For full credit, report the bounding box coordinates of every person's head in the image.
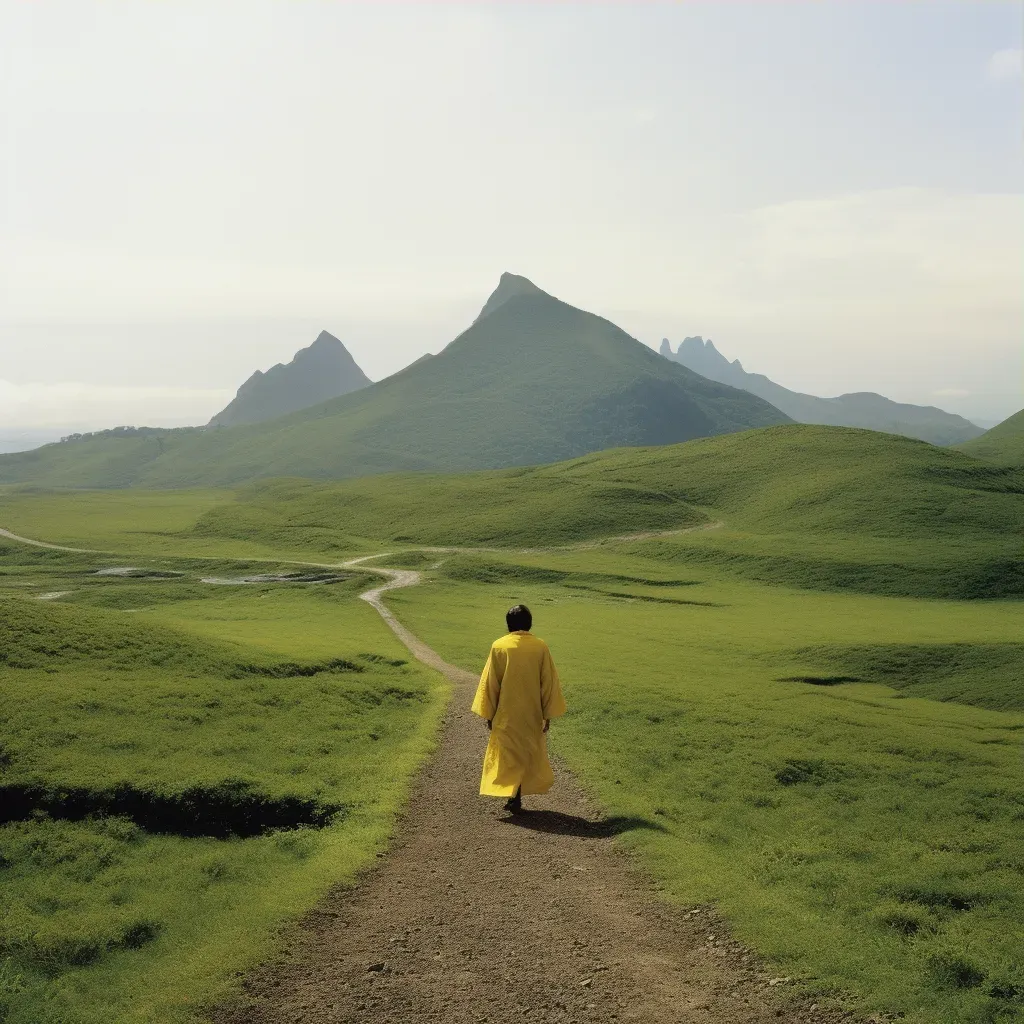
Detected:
[506,604,532,633]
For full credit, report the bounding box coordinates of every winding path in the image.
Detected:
[209,554,843,1024]
[3,527,845,1023]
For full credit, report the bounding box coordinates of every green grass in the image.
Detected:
[190,473,709,550]
[0,283,785,490]
[3,425,1021,601]
[390,561,1024,1022]
[1,421,1022,1022]
[798,643,1024,711]
[0,488,377,561]
[0,551,447,1024]
[957,409,1024,467]
[188,426,1023,599]
[0,488,230,548]
[614,528,1024,600]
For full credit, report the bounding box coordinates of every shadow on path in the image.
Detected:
[500,809,667,839]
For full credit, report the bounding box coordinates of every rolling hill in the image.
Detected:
[208,330,371,427]
[182,423,1023,599]
[0,274,787,488]
[956,408,1024,466]
[190,423,1023,546]
[660,336,983,446]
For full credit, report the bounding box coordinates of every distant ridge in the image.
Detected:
[209,331,371,427]
[0,274,788,488]
[660,337,983,447]
[956,408,1024,466]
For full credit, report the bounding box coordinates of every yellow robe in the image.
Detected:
[471,631,567,797]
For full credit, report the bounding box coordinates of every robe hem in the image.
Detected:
[479,780,554,798]
[480,788,553,798]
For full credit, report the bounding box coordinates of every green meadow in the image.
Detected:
[958,410,1024,468]
[1,424,1022,1022]
[0,549,447,1024]
[0,489,378,561]
[390,556,1024,1022]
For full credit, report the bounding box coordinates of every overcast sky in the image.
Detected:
[1,1,1021,437]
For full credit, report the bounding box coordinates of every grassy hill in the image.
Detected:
[662,337,983,446]
[0,275,787,488]
[2,423,1022,1022]
[2,424,1018,601]
[0,549,445,1024]
[393,562,1024,1022]
[187,423,1021,538]
[2,425,1019,600]
[956,408,1024,466]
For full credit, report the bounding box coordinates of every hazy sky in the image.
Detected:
[1,1,1021,435]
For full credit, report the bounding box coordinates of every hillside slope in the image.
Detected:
[0,275,787,488]
[192,423,1022,546]
[0,426,1019,601]
[185,424,1023,600]
[209,331,371,427]
[956,408,1024,466]
[661,337,982,446]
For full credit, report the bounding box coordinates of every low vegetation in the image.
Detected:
[0,554,446,1024]
[184,425,1024,600]
[957,409,1024,468]
[8,423,1019,600]
[1,421,1021,1022]
[391,557,1024,1023]
[191,427,1024,599]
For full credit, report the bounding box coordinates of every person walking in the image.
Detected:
[472,604,567,813]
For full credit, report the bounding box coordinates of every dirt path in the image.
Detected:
[0,527,95,552]
[212,557,848,1024]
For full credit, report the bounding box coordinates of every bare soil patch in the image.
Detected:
[94,566,186,578]
[200,572,352,585]
[0,781,343,838]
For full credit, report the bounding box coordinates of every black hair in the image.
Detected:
[506,604,532,633]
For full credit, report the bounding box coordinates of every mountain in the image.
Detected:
[660,337,983,447]
[956,408,1024,466]
[208,331,371,427]
[0,274,788,488]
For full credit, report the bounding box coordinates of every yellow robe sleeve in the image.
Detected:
[472,645,506,720]
[540,645,567,720]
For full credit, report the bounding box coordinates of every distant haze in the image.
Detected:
[1,2,1021,437]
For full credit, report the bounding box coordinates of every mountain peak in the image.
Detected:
[662,334,985,446]
[474,272,549,323]
[208,331,371,427]
[310,329,343,349]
